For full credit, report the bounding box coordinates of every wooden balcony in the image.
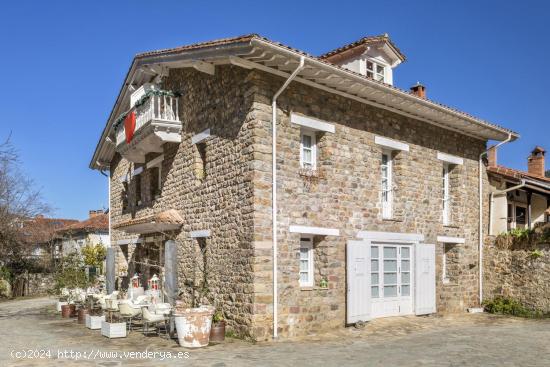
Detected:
[114,91,181,163]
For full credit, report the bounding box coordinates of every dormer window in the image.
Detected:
[366,60,385,82]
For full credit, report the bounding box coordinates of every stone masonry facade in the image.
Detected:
[109,65,492,340]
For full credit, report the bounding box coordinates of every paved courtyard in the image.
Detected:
[1,297,549,366]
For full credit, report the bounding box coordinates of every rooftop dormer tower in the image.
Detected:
[319,34,405,85]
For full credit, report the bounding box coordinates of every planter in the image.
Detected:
[56,301,68,312]
[209,321,226,343]
[101,321,127,338]
[77,308,90,324]
[174,305,215,348]
[69,304,77,317]
[86,314,106,329]
[61,304,75,318]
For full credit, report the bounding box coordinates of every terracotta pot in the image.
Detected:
[61,304,72,318]
[70,304,77,317]
[77,308,89,324]
[174,305,215,348]
[209,321,225,343]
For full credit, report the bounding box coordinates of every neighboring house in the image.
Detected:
[55,210,110,256]
[89,34,519,339]
[488,146,550,234]
[21,215,78,265]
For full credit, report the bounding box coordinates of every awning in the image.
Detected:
[113,209,183,234]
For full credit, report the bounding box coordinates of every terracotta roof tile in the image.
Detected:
[319,34,406,61]
[487,165,550,183]
[113,209,183,230]
[57,213,108,234]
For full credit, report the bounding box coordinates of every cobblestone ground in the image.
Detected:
[1,297,550,366]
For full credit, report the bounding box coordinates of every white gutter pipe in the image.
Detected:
[272,56,304,339]
[489,180,526,235]
[478,133,512,305]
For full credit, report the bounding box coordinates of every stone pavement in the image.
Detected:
[1,297,550,366]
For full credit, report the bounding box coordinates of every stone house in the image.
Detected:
[90,34,519,339]
[55,210,110,257]
[487,146,550,234]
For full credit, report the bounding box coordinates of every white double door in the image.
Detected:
[370,244,413,318]
[347,240,435,324]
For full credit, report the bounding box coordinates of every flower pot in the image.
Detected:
[101,321,127,338]
[56,301,68,312]
[69,304,77,317]
[61,304,72,318]
[174,305,215,348]
[77,308,89,324]
[209,321,226,343]
[85,314,105,329]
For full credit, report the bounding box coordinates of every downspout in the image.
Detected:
[272,56,305,339]
[478,133,512,306]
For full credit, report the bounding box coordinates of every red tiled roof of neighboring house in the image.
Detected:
[487,165,550,184]
[22,217,79,244]
[56,213,108,234]
[319,34,406,61]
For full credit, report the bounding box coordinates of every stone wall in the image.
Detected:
[110,66,258,337]
[27,273,54,296]
[484,237,550,312]
[247,70,488,339]
[109,64,492,340]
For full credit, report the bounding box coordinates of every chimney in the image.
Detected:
[488,145,497,167]
[410,82,426,99]
[89,210,103,218]
[527,146,546,177]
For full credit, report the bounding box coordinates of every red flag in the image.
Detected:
[124,112,136,144]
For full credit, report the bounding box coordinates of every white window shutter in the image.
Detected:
[415,243,436,315]
[346,240,371,323]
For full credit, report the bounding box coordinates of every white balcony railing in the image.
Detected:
[115,93,180,146]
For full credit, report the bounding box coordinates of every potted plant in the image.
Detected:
[209,310,226,343]
[101,313,127,338]
[85,296,105,330]
[174,303,215,348]
[50,253,89,318]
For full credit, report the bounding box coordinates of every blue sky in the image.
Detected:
[1,0,549,219]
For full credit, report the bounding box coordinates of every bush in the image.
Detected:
[49,253,89,299]
[483,296,548,318]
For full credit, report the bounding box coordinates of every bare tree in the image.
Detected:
[0,135,50,274]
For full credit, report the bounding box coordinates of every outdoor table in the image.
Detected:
[105,308,118,323]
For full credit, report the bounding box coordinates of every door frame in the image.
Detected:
[347,231,425,322]
[370,242,414,318]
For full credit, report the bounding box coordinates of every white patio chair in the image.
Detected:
[119,302,142,331]
[141,306,167,336]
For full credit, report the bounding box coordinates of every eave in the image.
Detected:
[90,35,519,170]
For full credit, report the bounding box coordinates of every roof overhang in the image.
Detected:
[90,35,519,170]
[112,209,183,234]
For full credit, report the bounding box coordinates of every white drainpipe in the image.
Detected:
[272,56,305,339]
[478,133,512,305]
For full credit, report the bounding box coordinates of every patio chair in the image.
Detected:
[141,306,168,337]
[119,302,142,331]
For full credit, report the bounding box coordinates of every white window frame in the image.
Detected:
[299,237,314,287]
[442,164,451,225]
[381,151,393,219]
[366,59,386,82]
[300,129,317,170]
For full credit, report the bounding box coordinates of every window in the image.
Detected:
[299,237,314,287]
[134,173,142,206]
[381,152,393,219]
[195,143,207,181]
[300,130,316,169]
[366,60,385,82]
[122,181,129,211]
[442,164,451,225]
[149,166,161,200]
